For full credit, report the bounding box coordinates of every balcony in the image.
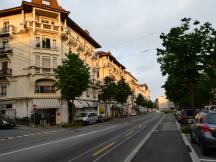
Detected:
[68,36,78,47]
[0,47,13,57]
[31,66,57,75]
[90,79,102,87]
[26,21,59,33]
[77,42,85,52]
[0,68,12,78]
[85,47,92,56]
[0,26,15,37]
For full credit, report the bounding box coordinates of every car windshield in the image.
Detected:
[206,113,216,124]
[80,113,88,117]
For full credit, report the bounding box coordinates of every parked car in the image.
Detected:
[97,115,105,123]
[178,109,199,125]
[190,111,216,155]
[0,114,16,129]
[77,112,98,125]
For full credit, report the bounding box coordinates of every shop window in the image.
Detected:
[42,37,51,49]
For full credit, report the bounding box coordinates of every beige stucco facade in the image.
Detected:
[97,51,151,116]
[0,0,101,125]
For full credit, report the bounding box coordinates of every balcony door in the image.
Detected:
[2,62,8,74]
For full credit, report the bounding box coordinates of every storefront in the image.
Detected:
[32,98,61,126]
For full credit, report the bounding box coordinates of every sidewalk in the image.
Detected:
[132,114,193,162]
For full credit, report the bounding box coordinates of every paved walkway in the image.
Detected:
[132,114,192,162]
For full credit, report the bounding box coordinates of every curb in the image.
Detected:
[176,121,200,162]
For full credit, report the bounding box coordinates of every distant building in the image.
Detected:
[155,96,174,110]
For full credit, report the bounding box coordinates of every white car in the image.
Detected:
[77,112,98,125]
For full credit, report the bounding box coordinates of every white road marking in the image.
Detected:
[176,121,200,162]
[16,136,23,138]
[8,137,14,140]
[0,126,117,158]
[124,115,165,162]
[200,159,216,162]
[0,139,5,141]
[23,135,29,137]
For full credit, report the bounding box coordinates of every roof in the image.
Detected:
[67,18,101,48]
[97,51,126,69]
[0,0,101,48]
[31,0,64,11]
[125,70,138,81]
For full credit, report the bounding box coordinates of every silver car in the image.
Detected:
[190,111,216,155]
[77,112,98,125]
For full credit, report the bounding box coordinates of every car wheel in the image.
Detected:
[190,133,196,144]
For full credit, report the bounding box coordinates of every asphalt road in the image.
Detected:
[0,112,191,162]
[132,114,192,162]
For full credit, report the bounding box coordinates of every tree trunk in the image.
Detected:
[68,100,75,123]
[189,81,195,108]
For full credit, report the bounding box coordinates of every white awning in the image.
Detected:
[74,100,83,108]
[33,99,60,109]
[87,101,99,108]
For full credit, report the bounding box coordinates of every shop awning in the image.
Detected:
[33,99,60,109]
[87,101,99,108]
[74,100,83,108]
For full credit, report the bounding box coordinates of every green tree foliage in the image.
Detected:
[114,78,133,104]
[56,53,90,121]
[157,18,216,108]
[99,76,117,102]
[135,94,145,107]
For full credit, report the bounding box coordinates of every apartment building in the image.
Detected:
[0,0,101,125]
[155,96,174,110]
[97,51,151,116]
[138,84,150,100]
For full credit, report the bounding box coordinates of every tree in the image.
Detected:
[114,78,133,104]
[56,53,90,122]
[99,76,117,117]
[135,94,145,107]
[157,18,216,108]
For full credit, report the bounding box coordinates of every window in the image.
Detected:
[35,36,41,48]
[52,39,57,49]
[2,40,9,48]
[41,19,49,24]
[3,21,9,32]
[53,57,57,69]
[35,55,40,73]
[35,80,56,93]
[42,57,51,73]
[35,85,55,93]
[0,86,7,96]
[42,0,51,6]
[42,37,51,49]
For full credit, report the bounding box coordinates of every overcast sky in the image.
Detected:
[1,0,216,100]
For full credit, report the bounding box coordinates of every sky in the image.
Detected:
[1,0,216,100]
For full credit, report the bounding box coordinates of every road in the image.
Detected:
[0,112,192,162]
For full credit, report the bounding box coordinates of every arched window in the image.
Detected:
[35,79,56,93]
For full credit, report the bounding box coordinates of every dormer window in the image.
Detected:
[42,0,51,6]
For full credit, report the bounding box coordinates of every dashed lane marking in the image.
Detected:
[0,131,58,141]
[200,159,216,162]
